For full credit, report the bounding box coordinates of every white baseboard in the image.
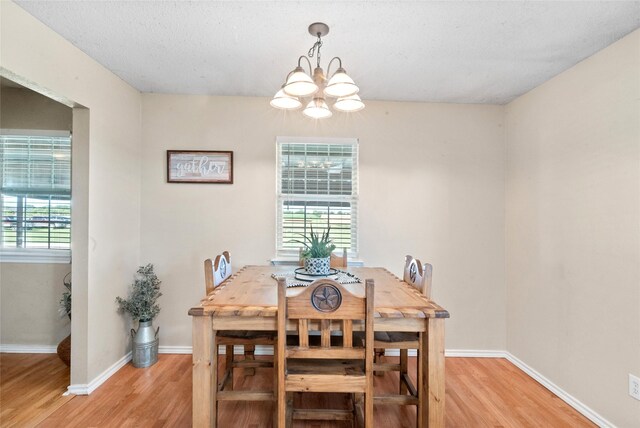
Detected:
[503,352,614,428]
[0,344,57,353]
[445,349,507,358]
[158,346,193,354]
[66,351,131,396]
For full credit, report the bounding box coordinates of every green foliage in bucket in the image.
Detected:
[59,272,72,319]
[116,264,162,322]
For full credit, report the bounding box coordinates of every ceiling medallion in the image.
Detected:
[271,22,364,119]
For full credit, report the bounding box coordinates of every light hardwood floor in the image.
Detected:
[0,353,72,428]
[1,353,595,427]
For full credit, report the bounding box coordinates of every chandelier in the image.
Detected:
[271,22,364,119]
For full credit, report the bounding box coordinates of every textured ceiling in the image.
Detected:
[14,1,640,104]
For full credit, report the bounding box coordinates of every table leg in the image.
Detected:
[192,315,216,428]
[420,317,445,427]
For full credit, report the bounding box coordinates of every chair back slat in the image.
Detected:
[403,255,433,298]
[343,320,353,348]
[298,319,309,347]
[320,319,331,347]
[204,259,215,295]
[204,251,232,295]
[330,248,348,268]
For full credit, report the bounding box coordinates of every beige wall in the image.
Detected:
[0,87,73,348]
[0,263,71,346]
[1,86,72,130]
[505,29,640,426]
[140,95,507,351]
[1,1,142,386]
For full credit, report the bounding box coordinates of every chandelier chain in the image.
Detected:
[308,36,323,68]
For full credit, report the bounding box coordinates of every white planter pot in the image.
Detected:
[304,257,331,275]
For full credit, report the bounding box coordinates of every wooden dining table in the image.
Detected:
[188,265,450,428]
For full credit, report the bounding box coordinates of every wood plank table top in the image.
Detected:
[188,265,449,320]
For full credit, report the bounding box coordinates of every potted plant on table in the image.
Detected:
[116,264,162,368]
[295,226,336,276]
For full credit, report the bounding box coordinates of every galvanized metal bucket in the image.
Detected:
[131,320,159,368]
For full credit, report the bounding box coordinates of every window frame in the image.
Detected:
[0,129,72,264]
[275,136,359,260]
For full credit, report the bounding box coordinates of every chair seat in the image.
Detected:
[373,331,419,343]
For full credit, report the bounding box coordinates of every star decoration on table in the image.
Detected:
[311,284,342,312]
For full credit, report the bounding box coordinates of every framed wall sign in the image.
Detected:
[167,150,233,184]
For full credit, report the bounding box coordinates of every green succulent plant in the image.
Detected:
[293,225,336,259]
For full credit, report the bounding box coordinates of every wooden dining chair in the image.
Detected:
[372,255,432,414]
[204,252,275,390]
[276,277,374,428]
[298,248,348,268]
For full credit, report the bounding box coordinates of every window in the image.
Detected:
[1,130,71,262]
[276,137,358,258]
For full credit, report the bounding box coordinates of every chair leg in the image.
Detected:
[364,391,373,428]
[351,393,356,428]
[400,348,408,395]
[286,392,293,428]
[374,348,385,376]
[224,345,234,390]
[244,344,256,376]
[272,348,278,428]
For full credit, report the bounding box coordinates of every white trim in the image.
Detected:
[445,349,508,358]
[0,248,71,264]
[504,352,615,428]
[0,344,57,353]
[270,258,365,267]
[276,136,358,146]
[66,351,132,396]
[0,129,70,137]
[158,346,193,354]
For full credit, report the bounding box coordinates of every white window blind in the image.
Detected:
[276,138,358,258]
[1,130,71,251]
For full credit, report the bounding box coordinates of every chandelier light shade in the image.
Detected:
[334,94,365,112]
[270,86,302,110]
[283,66,318,97]
[271,22,364,119]
[303,98,333,119]
[324,67,359,98]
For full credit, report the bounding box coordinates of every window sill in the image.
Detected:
[270,257,364,267]
[0,248,71,264]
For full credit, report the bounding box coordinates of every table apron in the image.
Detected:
[210,316,427,332]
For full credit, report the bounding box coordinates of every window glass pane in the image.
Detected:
[281,200,354,252]
[1,132,71,250]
